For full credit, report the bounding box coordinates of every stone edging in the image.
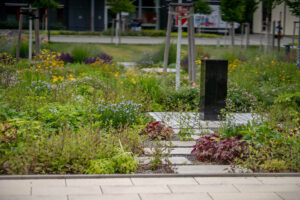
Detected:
[0,173,299,180]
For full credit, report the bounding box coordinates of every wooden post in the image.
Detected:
[34,9,40,55]
[292,21,296,46]
[163,6,173,73]
[241,23,244,47]
[272,21,275,50]
[111,19,115,43]
[277,21,281,52]
[246,23,250,48]
[16,14,23,62]
[189,6,196,84]
[188,7,193,84]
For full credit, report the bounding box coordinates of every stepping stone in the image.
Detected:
[159,141,195,147]
[173,129,214,135]
[144,148,193,155]
[138,156,192,165]
[141,68,181,73]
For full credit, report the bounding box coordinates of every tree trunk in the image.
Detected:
[115,13,120,45]
[297,15,300,70]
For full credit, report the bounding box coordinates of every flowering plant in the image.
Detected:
[94,101,142,128]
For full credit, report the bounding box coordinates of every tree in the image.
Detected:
[285,0,300,69]
[23,0,58,9]
[194,0,211,15]
[241,0,258,23]
[194,0,211,33]
[220,0,245,46]
[107,0,136,44]
[284,0,300,16]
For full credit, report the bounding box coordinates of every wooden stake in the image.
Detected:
[163,6,173,73]
[34,10,40,55]
[16,14,23,62]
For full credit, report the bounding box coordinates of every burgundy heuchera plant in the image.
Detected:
[140,121,174,140]
[191,134,248,164]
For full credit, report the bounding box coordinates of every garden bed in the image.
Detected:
[0,37,299,174]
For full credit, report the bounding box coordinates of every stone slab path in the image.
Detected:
[0,177,299,200]
[148,112,256,129]
[141,112,259,174]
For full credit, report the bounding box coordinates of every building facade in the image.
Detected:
[1,0,222,31]
[252,2,299,36]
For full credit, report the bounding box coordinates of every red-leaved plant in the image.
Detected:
[140,121,174,140]
[191,134,248,164]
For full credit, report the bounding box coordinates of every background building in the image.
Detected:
[1,0,223,32]
[252,1,299,36]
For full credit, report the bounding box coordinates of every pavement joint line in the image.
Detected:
[65,179,68,186]
[30,186,32,196]
[99,185,104,195]
[130,178,135,186]
[274,192,285,200]
[138,193,142,200]
[207,192,214,200]
[232,184,241,193]
[255,177,264,184]
[66,194,70,200]
[166,184,173,193]
[1,173,300,179]
[193,177,200,185]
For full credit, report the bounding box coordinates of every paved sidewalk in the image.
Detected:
[0,177,299,200]
[50,34,293,47]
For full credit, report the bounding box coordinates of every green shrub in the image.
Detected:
[71,46,91,63]
[37,103,85,131]
[85,159,116,174]
[11,40,29,58]
[161,87,199,111]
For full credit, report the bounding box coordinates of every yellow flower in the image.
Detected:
[58,76,64,81]
[196,60,202,65]
[52,76,58,83]
[131,78,136,84]
[120,81,124,84]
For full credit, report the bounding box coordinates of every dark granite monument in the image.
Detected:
[200,59,228,120]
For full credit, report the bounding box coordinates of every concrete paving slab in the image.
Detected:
[148,112,257,129]
[69,194,140,200]
[160,141,195,147]
[101,185,171,194]
[169,184,239,193]
[235,184,300,193]
[195,177,262,184]
[131,177,198,185]
[209,192,282,200]
[276,192,300,200]
[31,179,66,186]
[0,186,31,195]
[32,186,101,195]
[0,180,31,187]
[141,68,181,73]
[0,196,67,200]
[66,178,132,186]
[140,193,211,200]
[144,148,193,155]
[256,177,300,184]
[175,165,232,174]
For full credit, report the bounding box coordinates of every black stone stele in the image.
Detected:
[200,59,228,121]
